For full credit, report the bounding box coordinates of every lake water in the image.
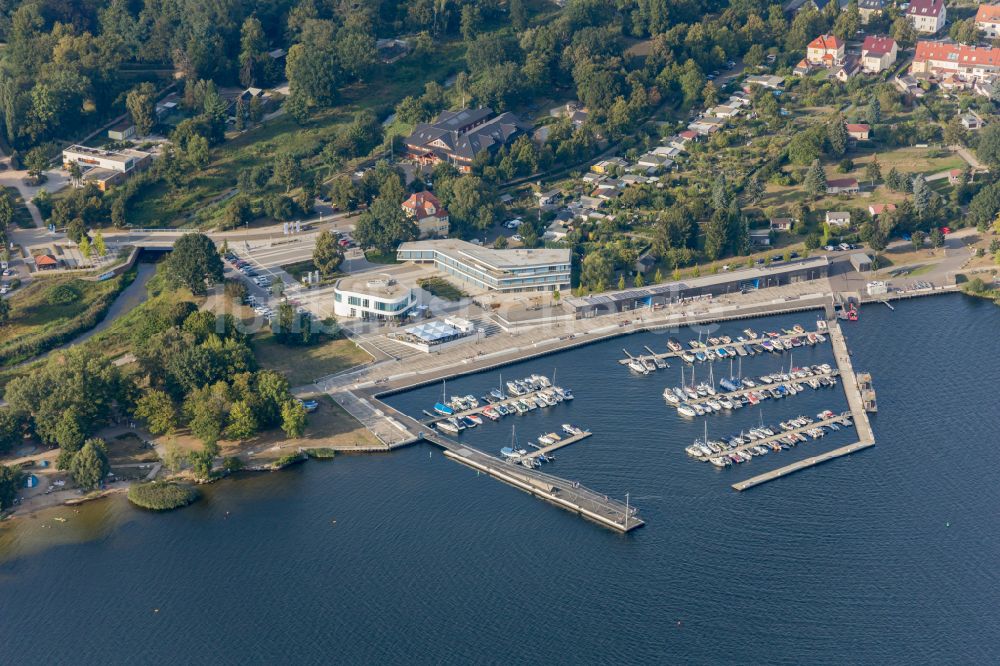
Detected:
[2,293,998,664]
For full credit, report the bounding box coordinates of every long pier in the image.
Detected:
[378,404,642,532]
[732,439,875,490]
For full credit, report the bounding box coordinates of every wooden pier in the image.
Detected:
[523,430,592,460]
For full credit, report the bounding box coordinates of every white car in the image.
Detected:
[511,234,523,242]
[838,243,851,251]
[824,245,836,252]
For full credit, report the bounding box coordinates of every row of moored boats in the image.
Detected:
[686,410,853,467]
[665,364,838,417]
[432,374,574,434]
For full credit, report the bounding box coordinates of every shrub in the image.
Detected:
[305,448,336,459]
[271,452,307,469]
[46,283,80,305]
[127,481,199,510]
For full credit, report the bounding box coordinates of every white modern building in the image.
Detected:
[396,239,571,293]
[333,274,417,320]
[62,144,152,191]
[907,0,946,34]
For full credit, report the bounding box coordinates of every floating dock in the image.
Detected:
[692,411,854,464]
[421,385,566,425]
[522,430,592,460]
[674,368,840,407]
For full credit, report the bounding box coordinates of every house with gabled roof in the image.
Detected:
[807,34,845,67]
[861,36,898,73]
[907,0,947,34]
[405,108,531,173]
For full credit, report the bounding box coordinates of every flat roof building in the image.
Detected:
[563,256,830,317]
[333,274,417,320]
[63,145,152,191]
[397,239,571,293]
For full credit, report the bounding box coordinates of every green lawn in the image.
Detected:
[0,272,132,367]
[252,333,372,385]
[4,187,35,228]
[417,276,466,301]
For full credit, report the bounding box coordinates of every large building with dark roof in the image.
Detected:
[405,108,531,172]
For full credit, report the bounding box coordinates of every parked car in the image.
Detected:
[297,398,320,413]
[1,268,15,277]
[511,234,523,242]
[838,243,851,251]
[824,245,836,252]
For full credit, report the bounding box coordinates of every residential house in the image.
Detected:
[591,157,628,174]
[846,123,871,140]
[858,0,885,24]
[709,104,740,118]
[907,0,947,34]
[948,168,964,184]
[688,117,725,135]
[405,108,530,173]
[581,172,605,185]
[635,254,657,274]
[974,79,999,99]
[535,190,562,207]
[825,211,852,227]
[743,75,785,90]
[401,191,450,239]
[107,119,136,141]
[960,111,984,130]
[550,101,589,127]
[895,74,927,98]
[543,220,570,242]
[637,153,672,169]
[806,34,845,67]
[976,4,1000,40]
[749,229,772,246]
[826,178,860,195]
[651,145,680,158]
[868,203,896,217]
[835,56,861,82]
[794,59,813,77]
[911,41,1000,80]
[769,217,795,232]
[861,36,898,73]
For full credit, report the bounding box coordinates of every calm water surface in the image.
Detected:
[1,294,998,664]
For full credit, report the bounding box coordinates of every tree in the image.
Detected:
[239,17,266,87]
[186,134,210,170]
[0,299,9,327]
[510,0,528,29]
[273,153,303,192]
[93,230,106,258]
[912,174,931,217]
[68,161,83,187]
[866,97,881,125]
[634,273,644,288]
[442,175,496,232]
[188,444,217,480]
[353,196,418,255]
[804,159,827,198]
[702,81,718,108]
[126,82,156,136]
[226,400,258,440]
[711,174,729,210]
[165,233,224,295]
[134,390,178,435]
[580,251,613,291]
[69,439,110,491]
[184,382,230,446]
[745,174,764,204]
[313,230,344,276]
[285,42,340,110]
[865,156,882,187]
[617,274,625,290]
[703,214,728,261]
[886,167,906,192]
[976,124,1000,171]
[0,464,23,510]
[827,115,848,157]
[943,116,968,147]
[78,236,91,260]
[24,147,48,179]
[929,227,945,248]
[329,176,360,210]
[911,230,926,251]
[222,196,252,230]
[281,399,307,439]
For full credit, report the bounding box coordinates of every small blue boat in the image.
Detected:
[434,402,454,416]
[461,416,477,428]
[695,351,706,362]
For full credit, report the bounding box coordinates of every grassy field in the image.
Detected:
[252,333,372,386]
[126,44,466,229]
[3,187,35,228]
[418,276,467,301]
[0,273,132,367]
